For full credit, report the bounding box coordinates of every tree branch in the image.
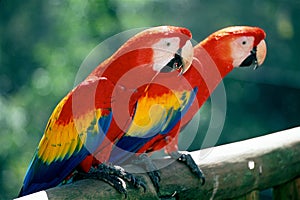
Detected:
[41,127,300,199]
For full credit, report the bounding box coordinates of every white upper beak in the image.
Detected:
[180,40,194,74]
[257,39,267,66]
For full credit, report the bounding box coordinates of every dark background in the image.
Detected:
[1,0,300,198]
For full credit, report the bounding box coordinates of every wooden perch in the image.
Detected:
[22,127,300,199]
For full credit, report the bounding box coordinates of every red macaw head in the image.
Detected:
[91,26,194,85]
[198,26,267,74]
[121,26,194,74]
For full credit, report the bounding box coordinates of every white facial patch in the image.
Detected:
[231,36,255,67]
[152,37,180,72]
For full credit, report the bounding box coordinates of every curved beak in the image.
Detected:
[180,40,194,74]
[160,40,193,74]
[256,39,267,67]
[239,39,267,70]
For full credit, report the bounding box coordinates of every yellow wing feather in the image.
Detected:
[126,90,193,137]
[37,94,104,165]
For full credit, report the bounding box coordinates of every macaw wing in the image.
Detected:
[20,78,114,196]
[109,85,198,164]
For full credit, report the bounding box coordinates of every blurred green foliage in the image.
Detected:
[1,0,300,198]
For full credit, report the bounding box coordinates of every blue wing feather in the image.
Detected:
[19,111,113,197]
[85,111,113,152]
[20,148,89,196]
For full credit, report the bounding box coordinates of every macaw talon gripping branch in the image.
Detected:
[139,154,161,192]
[170,152,205,185]
[130,153,161,192]
[73,163,146,197]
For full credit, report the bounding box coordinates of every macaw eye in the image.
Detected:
[231,36,255,67]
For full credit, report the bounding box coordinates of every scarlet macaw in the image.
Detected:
[18,26,194,197]
[108,26,267,187]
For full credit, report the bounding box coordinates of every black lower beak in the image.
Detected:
[239,47,258,69]
[160,49,183,73]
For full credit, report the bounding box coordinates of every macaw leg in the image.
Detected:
[169,151,205,185]
[73,163,146,197]
[165,134,205,185]
[135,153,161,192]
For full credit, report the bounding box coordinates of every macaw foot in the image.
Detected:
[170,151,205,185]
[73,163,146,197]
[135,153,161,192]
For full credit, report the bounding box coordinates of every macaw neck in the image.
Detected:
[200,42,234,77]
[183,45,234,107]
[177,45,234,127]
